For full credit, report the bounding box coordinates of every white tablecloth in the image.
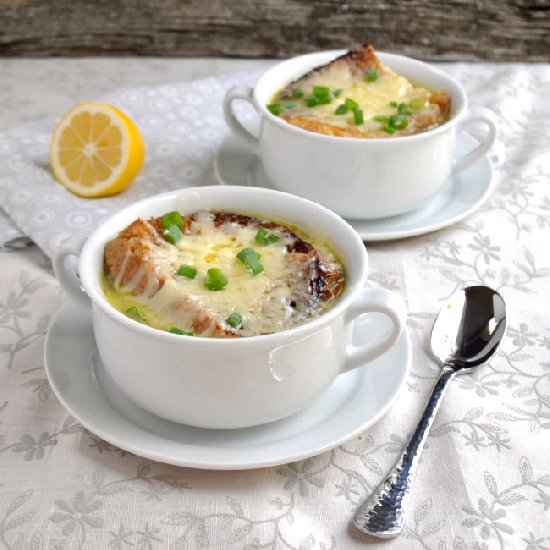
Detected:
[0,58,549,549]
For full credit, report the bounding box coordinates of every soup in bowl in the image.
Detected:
[268,44,451,139]
[53,186,406,428]
[103,209,345,338]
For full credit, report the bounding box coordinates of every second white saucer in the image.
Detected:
[214,118,495,242]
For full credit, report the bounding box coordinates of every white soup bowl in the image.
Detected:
[53,186,406,429]
[223,50,497,219]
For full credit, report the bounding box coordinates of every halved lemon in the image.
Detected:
[50,102,145,198]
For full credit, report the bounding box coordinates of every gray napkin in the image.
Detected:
[0,208,31,251]
[0,71,260,259]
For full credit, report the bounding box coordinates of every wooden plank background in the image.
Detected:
[0,0,548,60]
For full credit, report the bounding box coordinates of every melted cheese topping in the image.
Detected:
[277,65,431,131]
[103,212,344,337]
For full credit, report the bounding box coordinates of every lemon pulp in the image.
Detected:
[50,102,145,198]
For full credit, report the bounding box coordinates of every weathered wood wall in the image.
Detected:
[0,0,548,60]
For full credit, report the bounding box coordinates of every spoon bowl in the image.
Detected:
[430,285,507,369]
[353,285,506,538]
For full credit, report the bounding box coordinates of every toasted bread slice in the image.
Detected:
[104,218,166,297]
[281,44,381,98]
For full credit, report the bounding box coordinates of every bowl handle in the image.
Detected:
[52,236,90,307]
[343,287,407,372]
[222,86,260,154]
[452,106,498,176]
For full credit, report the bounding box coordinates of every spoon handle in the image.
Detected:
[353,367,456,538]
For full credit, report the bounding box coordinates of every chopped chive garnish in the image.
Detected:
[306,96,319,107]
[333,88,343,97]
[344,97,359,110]
[318,93,333,104]
[255,228,280,246]
[236,247,264,275]
[255,228,268,244]
[365,68,379,82]
[374,115,389,123]
[382,125,397,134]
[226,312,243,329]
[169,327,194,336]
[267,103,284,115]
[125,306,144,322]
[409,98,428,110]
[292,88,304,98]
[204,268,228,291]
[313,86,331,98]
[389,101,397,108]
[353,108,364,125]
[389,114,408,130]
[254,227,267,246]
[335,104,348,115]
[162,211,184,230]
[177,264,197,279]
[397,103,412,115]
[163,224,182,245]
[282,102,296,109]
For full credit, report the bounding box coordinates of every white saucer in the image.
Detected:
[44,300,411,470]
[214,118,495,241]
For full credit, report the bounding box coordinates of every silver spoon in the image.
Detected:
[353,285,506,538]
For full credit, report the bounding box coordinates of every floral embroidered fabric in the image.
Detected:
[0,62,549,549]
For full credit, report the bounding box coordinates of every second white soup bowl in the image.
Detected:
[223,50,497,219]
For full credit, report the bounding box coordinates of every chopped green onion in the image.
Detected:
[255,228,268,244]
[204,268,228,291]
[353,108,364,125]
[335,104,348,115]
[266,233,280,244]
[255,228,281,246]
[292,88,304,98]
[282,102,296,109]
[306,96,319,107]
[365,68,379,82]
[317,93,333,104]
[397,103,412,115]
[177,264,197,279]
[389,114,409,130]
[409,98,428,110]
[162,211,184,230]
[389,101,397,108]
[333,88,343,97]
[267,103,284,115]
[125,306,144,322]
[313,86,331,98]
[378,110,409,133]
[344,97,359,110]
[226,312,243,329]
[169,327,194,336]
[163,224,182,245]
[236,247,264,276]
[306,86,333,105]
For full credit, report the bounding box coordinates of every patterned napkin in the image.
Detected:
[0,209,30,251]
[0,71,261,258]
